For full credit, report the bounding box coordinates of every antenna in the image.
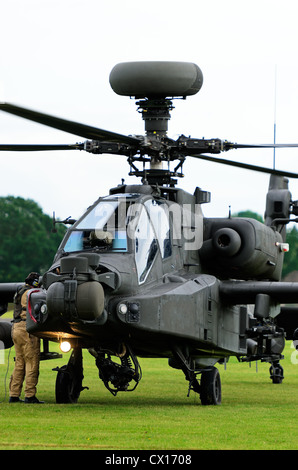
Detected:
[273,65,277,169]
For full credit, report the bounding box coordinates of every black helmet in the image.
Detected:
[25,272,40,287]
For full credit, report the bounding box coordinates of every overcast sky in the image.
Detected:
[1,0,298,222]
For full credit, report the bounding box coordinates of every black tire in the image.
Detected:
[269,363,284,384]
[55,365,80,404]
[200,367,221,405]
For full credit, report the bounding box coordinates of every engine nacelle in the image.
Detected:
[199,217,285,280]
[212,227,242,257]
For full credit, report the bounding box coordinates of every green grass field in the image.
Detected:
[0,337,297,450]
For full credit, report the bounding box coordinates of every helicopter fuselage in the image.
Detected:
[26,182,288,368]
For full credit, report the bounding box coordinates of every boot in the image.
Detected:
[9,396,24,403]
[25,396,45,404]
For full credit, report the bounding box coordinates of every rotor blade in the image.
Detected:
[0,143,84,151]
[226,141,298,150]
[0,103,140,146]
[190,154,298,178]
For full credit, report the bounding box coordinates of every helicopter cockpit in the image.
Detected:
[62,194,134,254]
[59,193,172,284]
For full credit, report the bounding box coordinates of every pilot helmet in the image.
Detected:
[25,272,40,288]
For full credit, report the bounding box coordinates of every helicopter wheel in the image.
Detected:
[269,362,284,384]
[54,347,86,403]
[55,365,81,403]
[200,367,221,405]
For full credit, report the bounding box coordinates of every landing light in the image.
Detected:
[60,341,71,353]
[118,303,128,315]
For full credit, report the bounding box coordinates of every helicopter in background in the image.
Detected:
[0,61,298,405]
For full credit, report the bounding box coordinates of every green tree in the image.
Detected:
[283,225,298,278]
[0,196,66,282]
[232,210,264,223]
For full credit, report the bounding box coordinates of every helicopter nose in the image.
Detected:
[47,280,105,322]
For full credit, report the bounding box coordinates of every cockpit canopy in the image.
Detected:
[60,194,172,283]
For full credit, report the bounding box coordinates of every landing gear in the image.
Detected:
[200,367,222,405]
[269,361,284,384]
[53,343,142,402]
[243,316,286,384]
[53,346,88,403]
[170,347,222,405]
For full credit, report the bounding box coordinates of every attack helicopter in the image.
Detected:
[1,61,298,405]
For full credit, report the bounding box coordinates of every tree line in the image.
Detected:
[0,196,66,282]
[0,198,297,282]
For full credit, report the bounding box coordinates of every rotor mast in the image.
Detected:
[109,61,203,182]
[136,97,174,170]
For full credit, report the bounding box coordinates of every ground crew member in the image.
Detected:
[9,272,44,404]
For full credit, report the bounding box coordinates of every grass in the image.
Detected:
[0,336,297,450]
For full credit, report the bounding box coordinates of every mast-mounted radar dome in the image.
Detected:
[109,61,203,98]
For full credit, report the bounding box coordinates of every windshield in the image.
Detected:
[62,195,138,253]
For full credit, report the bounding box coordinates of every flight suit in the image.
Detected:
[9,285,40,399]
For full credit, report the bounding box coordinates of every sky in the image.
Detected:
[1,0,298,222]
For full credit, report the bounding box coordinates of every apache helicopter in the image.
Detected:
[1,61,298,405]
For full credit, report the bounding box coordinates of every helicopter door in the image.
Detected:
[144,199,172,260]
[134,205,158,284]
